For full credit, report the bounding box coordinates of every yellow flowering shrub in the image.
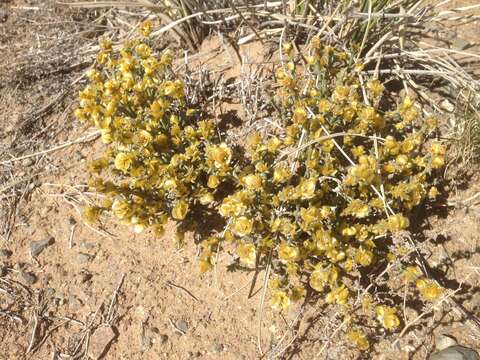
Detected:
[76,28,234,238]
[215,38,445,346]
[76,28,447,352]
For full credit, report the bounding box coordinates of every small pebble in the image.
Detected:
[80,242,97,250]
[436,334,458,351]
[429,345,480,360]
[0,249,12,258]
[68,295,83,309]
[159,334,168,344]
[75,253,93,264]
[175,319,188,334]
[79,272,92,283]
[210,343,224,353]
[20,271,37,285]
[30,236,54,257]
[88,325,116,360]
[22,158,34,167]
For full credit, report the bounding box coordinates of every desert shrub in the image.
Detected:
[75,21,234,241]
[76,24,447,351]
[216,38,445,348]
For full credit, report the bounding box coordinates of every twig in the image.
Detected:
[257,249,273,356]
[0,131,100,166]
[106,273,126,325]
[165,281,199,303]
[26,312,40,354]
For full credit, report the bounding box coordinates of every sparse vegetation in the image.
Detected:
[1,0,480,359]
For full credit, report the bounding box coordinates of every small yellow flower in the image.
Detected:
[267,137,282,153]
[270,291,290,312]
[237,243,256,265]
[273,167,292,183]
[428,186,439,199]
[355,248,374,267]
[309,269,329,291]
[112,199,131,220]
[231,216,253,237]
[298,178,317,199]
[172,200,189,220]
[207,175,220,189]
[387,214,410,232]
[402,266,421,283]
[134,130,153,147]
[83,206,101,224]
[367,79,384,98]
[207,143,232,169]
[139,20,153,36]
[416,279,443,301]
[347,330,369,350]
[114,152,132,171]
[293,107,307,124]
[432,155,445,169]
[325,284,349,305]
[242,174,263,190]
[278,243,299,262]
[198,257,213,274]
[376,306,400,330]
[199,192,214,205]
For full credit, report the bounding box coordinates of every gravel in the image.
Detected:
[175,319,188,334]
[0,249,12,258]
[31,236,54,257]
[20,271,37,285]
[75,253,93,264]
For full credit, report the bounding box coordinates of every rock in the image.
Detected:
[55,292,67,305]
[452,38,471,51]
[440,99,455,113]
[75,253,93,264]
[429,345,480,360]
[68,295,83,309]
[20,271,37,285]
[0,249,12,258]
[80,242,97,250]
[31,237,54,256]
[22,158,34,167]
[444,31,457,41]
[210,343,224,353]
[88,325,116,360]
[68,217,77,226]
[79,272,92,283]
[436,334,458,351]
[175,319,188,334]
[158,334,168,344]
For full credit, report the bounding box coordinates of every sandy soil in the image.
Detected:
[0,1,479,360]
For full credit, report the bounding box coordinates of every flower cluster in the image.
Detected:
[76,23,233,237]
[217,38,445,347]
[76,29,447,352]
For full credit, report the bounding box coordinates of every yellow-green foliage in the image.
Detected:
[76,28,446,351]
[75,22,233,237]
[214,37,445,340]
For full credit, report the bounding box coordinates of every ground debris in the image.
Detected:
[88,325,117,360]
